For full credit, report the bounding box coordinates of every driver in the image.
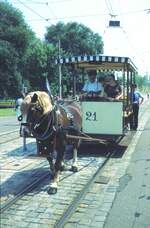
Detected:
[81,70,104,97]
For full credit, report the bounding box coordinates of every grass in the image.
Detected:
[0,108,16,117]
[0,100,15,107]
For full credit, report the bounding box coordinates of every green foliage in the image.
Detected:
[0,1,34,98]
[136,74,150,92]
[45,22,104,56]
[0,100,15,107]
[0,1,33,55]
[0,108,16,117]
[0,3,104,98]
[23,39,58,92]
[0,40,19,97]
[45,22,104,96]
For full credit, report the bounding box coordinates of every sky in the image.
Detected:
[7,0,150,75]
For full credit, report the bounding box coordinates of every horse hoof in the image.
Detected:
[47,187,57,194]
[71,166,78,172]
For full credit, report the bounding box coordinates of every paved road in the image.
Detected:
[0,97,149,228]
[0,116,19,134]
[104,105,150,228]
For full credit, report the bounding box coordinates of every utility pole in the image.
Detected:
[58,40,62,99]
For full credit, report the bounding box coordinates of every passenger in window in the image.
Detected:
[104,74,122,100]
[81,70,104,98]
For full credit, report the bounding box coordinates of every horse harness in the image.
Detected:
[28,104,78,157]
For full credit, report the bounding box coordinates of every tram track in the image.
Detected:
[0,120,125,227]
[54,148,116,228]
[0,155,101,214]
[0,129,20,144]
[0,172,50,213]
[1,144,115,228]
[1,100,149,227]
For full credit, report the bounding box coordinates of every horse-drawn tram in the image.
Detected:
[19,54,137,194]
[56,54,137,142]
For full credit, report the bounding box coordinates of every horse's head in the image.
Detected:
[20,91,53,137]
[27,93,44,124]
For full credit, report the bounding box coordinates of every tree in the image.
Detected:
[0,1,34,98]
[45,22,104,96]
[45,22,104,56]
[24,39,59,94]
[0,2,104,98]
[135,74,150,91]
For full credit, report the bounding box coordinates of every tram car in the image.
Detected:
[56,54,137,142]
[18,55,137,194]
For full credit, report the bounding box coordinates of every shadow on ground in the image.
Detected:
[0,167,51,199]
[1,131,134,200]
[6,142,36,157]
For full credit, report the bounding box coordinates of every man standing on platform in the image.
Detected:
[130,84,144,130]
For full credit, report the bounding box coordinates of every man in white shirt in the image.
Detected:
[82,70,104,97]
[15,93,25,121]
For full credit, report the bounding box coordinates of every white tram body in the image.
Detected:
[56,54,137,141]
[82,101,123,135]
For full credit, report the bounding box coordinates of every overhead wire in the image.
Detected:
[25,13,107,22]
[16,0,49,21]
[105,0,116,17]
[8,0,150,72]
[118,8,150,16]
[46,2,58,19]
[12,0,149,22]
[103,0,149,72]
[11,0,74,4]
[27,9,149,22]
[120,26,148,68]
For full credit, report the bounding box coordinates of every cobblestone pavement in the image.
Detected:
[0,133,106,227]
[0,116,19,133]
[0,137,45,206]
[64,100,150,228]
[0,99,149,228]
[0,130,20,144]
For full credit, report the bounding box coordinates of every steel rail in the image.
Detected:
[0,172,50,214]
[0,129,20,145]
[54,148,116,228]
[0,135,20,145]
[0,158,97,214]
[0,129,19,137]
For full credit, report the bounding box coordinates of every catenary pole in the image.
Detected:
[58,40,62,99]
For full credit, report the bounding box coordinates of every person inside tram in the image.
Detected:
[103,74,122,100]
[81,70,104,99]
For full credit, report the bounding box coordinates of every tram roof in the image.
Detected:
[55,55,138,72]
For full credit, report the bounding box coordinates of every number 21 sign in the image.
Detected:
[85,111,97,121]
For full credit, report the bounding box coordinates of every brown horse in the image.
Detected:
[21,91,82,194]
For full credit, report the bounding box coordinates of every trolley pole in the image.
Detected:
[58,40,62,99]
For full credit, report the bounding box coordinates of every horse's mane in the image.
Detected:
[21,91,53,115]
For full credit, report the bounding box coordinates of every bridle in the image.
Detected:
[28,108,57,141]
